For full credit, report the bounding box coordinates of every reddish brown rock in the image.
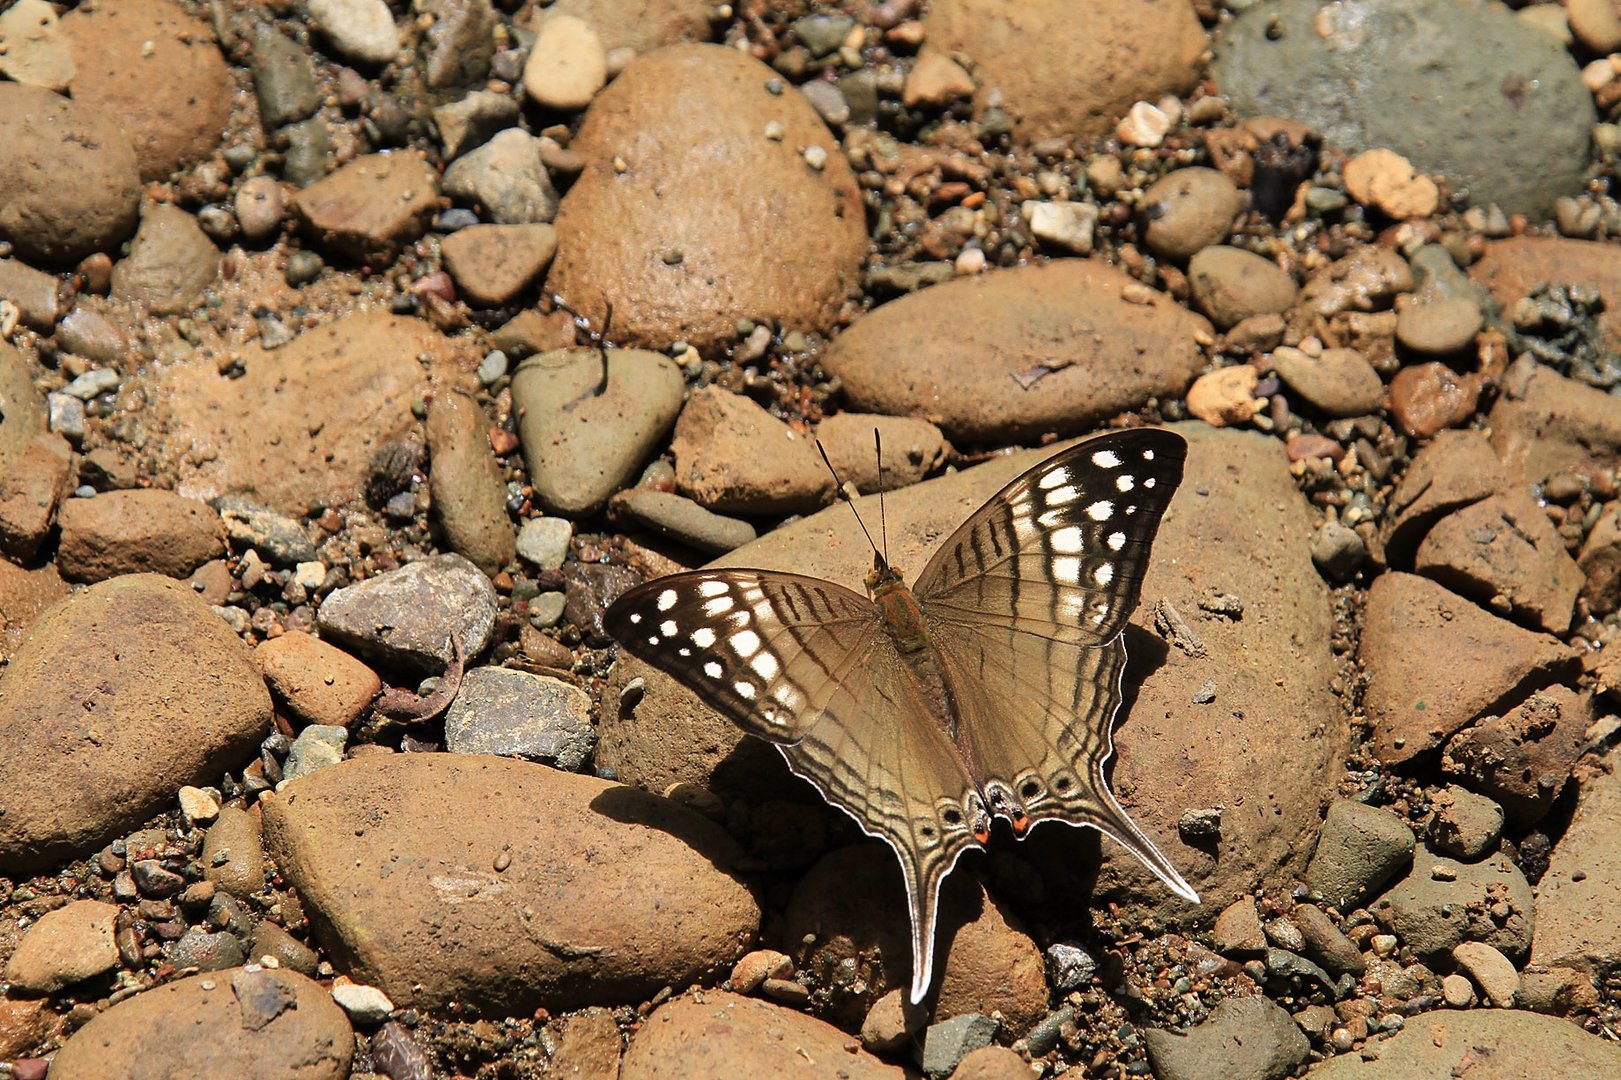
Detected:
[0,83,140,266]
[619,991,905,1080]
[0,338,49,460]
[426,390,517,574]
[821,261,1209,444]
[1532,761,1621,976]
[108,204,220,314]
[1470,236,1621,350]
[61,0,231,181]
[1388,362,1484,438]
[546,44,866,352]
[0,559,67,664]
[440,223,557,307]
[262,754,760,1014]
[0,433,74,563]
[923,0,1204,141]
[670,386,833,514]
[256,631,381,729]
[1489,356,1621,487]
[0,998,52,1060]
[47,968,353,1080]
[1360,573,1577,764]
[152,312,452,513]
[295,152,439,264]
[1579,504,1621,616]
[1382,429,1507,566]
[1413,492,1581,634]
[1442,687,1592,829]
[0,575,273,873]
[56,489,226,583]
[0,256,63,331]
[813,412,952,494]
[2,899,119,993]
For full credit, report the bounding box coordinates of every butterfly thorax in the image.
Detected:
[866,561,930,655]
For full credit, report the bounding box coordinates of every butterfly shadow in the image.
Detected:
[586,783,761,882]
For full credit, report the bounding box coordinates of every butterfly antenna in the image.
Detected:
[874,429,889,565]
[815,438,882,562]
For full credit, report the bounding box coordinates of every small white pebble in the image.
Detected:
[177,786,220,825]
[802,145,829,171]
[954,247,986,275]
[1116,100,1171,148]
[331,981,394,1024]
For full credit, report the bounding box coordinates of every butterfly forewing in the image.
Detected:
[604,570,880,743]
[914,429,1187,646]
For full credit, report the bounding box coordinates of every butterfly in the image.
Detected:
[604,428,1199,1003]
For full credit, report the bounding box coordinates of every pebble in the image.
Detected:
[902,49,976,107]
[56,489,226,582]
[516,516,573,571]
[669,386,833,514]
[1213,897,1267,956]
[0,432,73,560]
[281,724,349,785]
[511,348,685,516]
[1452,941,1519,1006]
[0,0,75,91]
[1142,995,1309,1080]
[257,631,382,729]
[1414,492,1581,634]
[172,927,246,972]
[440,222,557,306]
[1569,0,1621,53]
[426,391,517,575]
[316,553,498,671]
[108,204,220,315]
[1117,100,1172,148]
[0,256,61,331]
[524,14,607,110]
[308,0,400,66]
[442,665,596,771]
[613,489,758,555]
[250,23,321,128]
[1388,361,1485,438]
[1441,971,1476,1007]
[1395,297,1483,356]
[1186,364,1265,426]
[202,806,265,899]
[1342,148,1440,220]
[443,128,560,225]
[1306,798,1415,909]
[1311,521,1366,582]
[177,786,220,825]
[212,496,318,565]
[1187,246,1299,329]
[813,412,951,493]
[730,949,793,994]
[434,91,520,160]
[1022,200,1097,255]
[1043,942,1098,992]
[1269,346,1386,417]
[331,980,395,1025]
[234,176,285,243]
[1138,166,1245,261]
[2,900,119,993]
[55,308,126,365]
[1371,848,1533,958]
[294,153,439,263]
[918,1013,997,1078]
[1427,785,1504,860]
[860,988,926,1053]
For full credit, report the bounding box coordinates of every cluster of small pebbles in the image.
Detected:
[4,0,1621,1078]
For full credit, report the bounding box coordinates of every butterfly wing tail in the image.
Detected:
[1087,775,1200,904]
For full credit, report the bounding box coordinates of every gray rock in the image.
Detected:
[443,128,559,224]
[423,0,498,90]
[110,205,220,315]
[516,516,573,570]
[918,1013,997,1077]
[433,90,518,160]
[426,392,515,575]
[1302,1009,1621,1079]
[511,348,684,517]
[1426,785,1503,860]
[1213,0,1593,217]
[282,116,332,188]
[250,920,320,976]
[1289,904,1366,977]
[793,13,854,56]
[202,806,265,898]
[47,391,85,442]
[1143,994,1309,1080]
[1022,1006,1075,1057]
[1043,942,1097,993]
[614,489,757,555]
[317,553,498,671]
[171,927,247,972]
[212,496,318,565]
[308,0,400,66]
[1311,520,1366,583]
[1371,848,1534,960]
[250,24,321,128]
[443,666,596,771]
[282,724,349,783]
[1307,799,1416,909]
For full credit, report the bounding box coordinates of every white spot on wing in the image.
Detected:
[1094,562,1115,586]
[1050,526,1084,554]
[735,681,757,700]
[1039,469,1068,489]
[732,629,761,657]
[1108,531,1126,551]
[1092,450,1122,468]
[1143,449,1156,460]
[659,620,677,637]
[692,627,716,648]
[657,589,677,611]
[699,580,728,598]
[703,661,723,678]
[703,596,734,616]
[628,612,642,624]
[1047,485,1077,505]
[678,647,691,657]
[1054,556,1082,584]
[1116,474,1135,492]
[1144,477,1157,488]
[1087,500,1114,521]
[752,652,779,681]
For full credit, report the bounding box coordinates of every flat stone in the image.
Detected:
[110,204,220,314]
[2,900,119,993]
[545,43,866,352]
[523,13,607,110]
[670,386,833,514]
[1382,430,1508,566]
[1213,897,1267,957]
[1531,760,1621,976]
[256,631,381,728]
[427,390,516,574]
[1359,572,1577,764]
[549,1007,622,1080]
[1306,799,1415,910]
[202,806,266,899]
[1489,356,1621,488]
[511,348,684,517]
[295,152,438,264]
[1269,347,1386,418]
[443,665,595,770]
[61,0,231,182]
[1302,1009,1621,1079]
[1188,246,1299,329]
[0,256,62,331]
[1214,0,1592,217]
[249,24,320,129]
[423,0,499,90]
[47,968,352,1080]
[1426,785,1504,860]
[1414,493,1581,634]
[432,90,518,160]
[821,261,1209,444]
[57,489,226,582]
[922,0,1204,141]
[1143,994,1309,1080]
[1442,687,1591,829]
[918,1013,997,1077]
[618,991,904,1080]
[813,412,952,494]
[0,575,271,874]
[1290,903,1366,977]
[515,516,573,570]
[212,498,319,566]
[1452,941,1518,1007]
[262,754,760,1014]
[440,223,557,307]
[1371,848,1533,960]
[317,553,497,672]
[0,83,139,266]
[612,489,757,555]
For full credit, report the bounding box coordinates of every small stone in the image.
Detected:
[1139,166,1245,261]
[1188,246,1299,329]
[170,927,245,972]
[0,0,76,92]
[903,49,975,107]
[1022,200,1097,255]
[2,900,119,993]
[1186,365,1265,426]
[1343,148,1440,220]
[177,786,219,825]
[1306,798,1415,909]
[256,630,382,729]
[295,152,438,264]
[918,1013,997,1078]
[440,222,557,307]
[730,949,792,994]
[1396,298,1484,357]
[516,517,573,570]
[1043,942,1097,992]
[316,553,498,671]
[1452,941,1518,1006]
[47,393,85,442]
[1388,362,1485,438]
[1117,100,1172,148]
[523,14,607,111]
[212,497,319,565]
[1143,995,1310,1080]
[1441,972,1475,1006]
[443,128,559,225]
[1311,521,1366,583]
[331,980,395,1024]
[281,724,349,784]
[235,176,285,243]
[433,91,519,160]
[860,988,926,1054]
[1427,785,1504,860]
[131,859,186,899]
[1269,346,1386,417]
[1213,897,1267,956]
[613,489,758,555]
[442,666,596,771]
[308,0,400,65]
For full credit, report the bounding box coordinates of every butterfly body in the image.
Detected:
[606,429,1199,1004]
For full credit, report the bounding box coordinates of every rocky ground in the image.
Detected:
[3,0,1621,1077]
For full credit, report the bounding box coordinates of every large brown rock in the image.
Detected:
[151,312,454,513]
[1303,1009,1621,1080]
[0,559,67,664]
[1360,573,1578,764]
[1489,356,1621,488]
[0,432,74,562]
[48,967,353,1080]
[61,0,231,182]
[821,261,1210,444]
[0,575,272,873]
[619,990,905,1080]
[1470,236,1621,350]
[605,425,1344,927]
[56,488,226,582]
[546,44,866,352]
[0,83,140,266]
[669,386,833,514]
[922,0,1205,141]
[1413,491,1581,635]
[1531,761,1621,976]
[261,753,760,1015]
